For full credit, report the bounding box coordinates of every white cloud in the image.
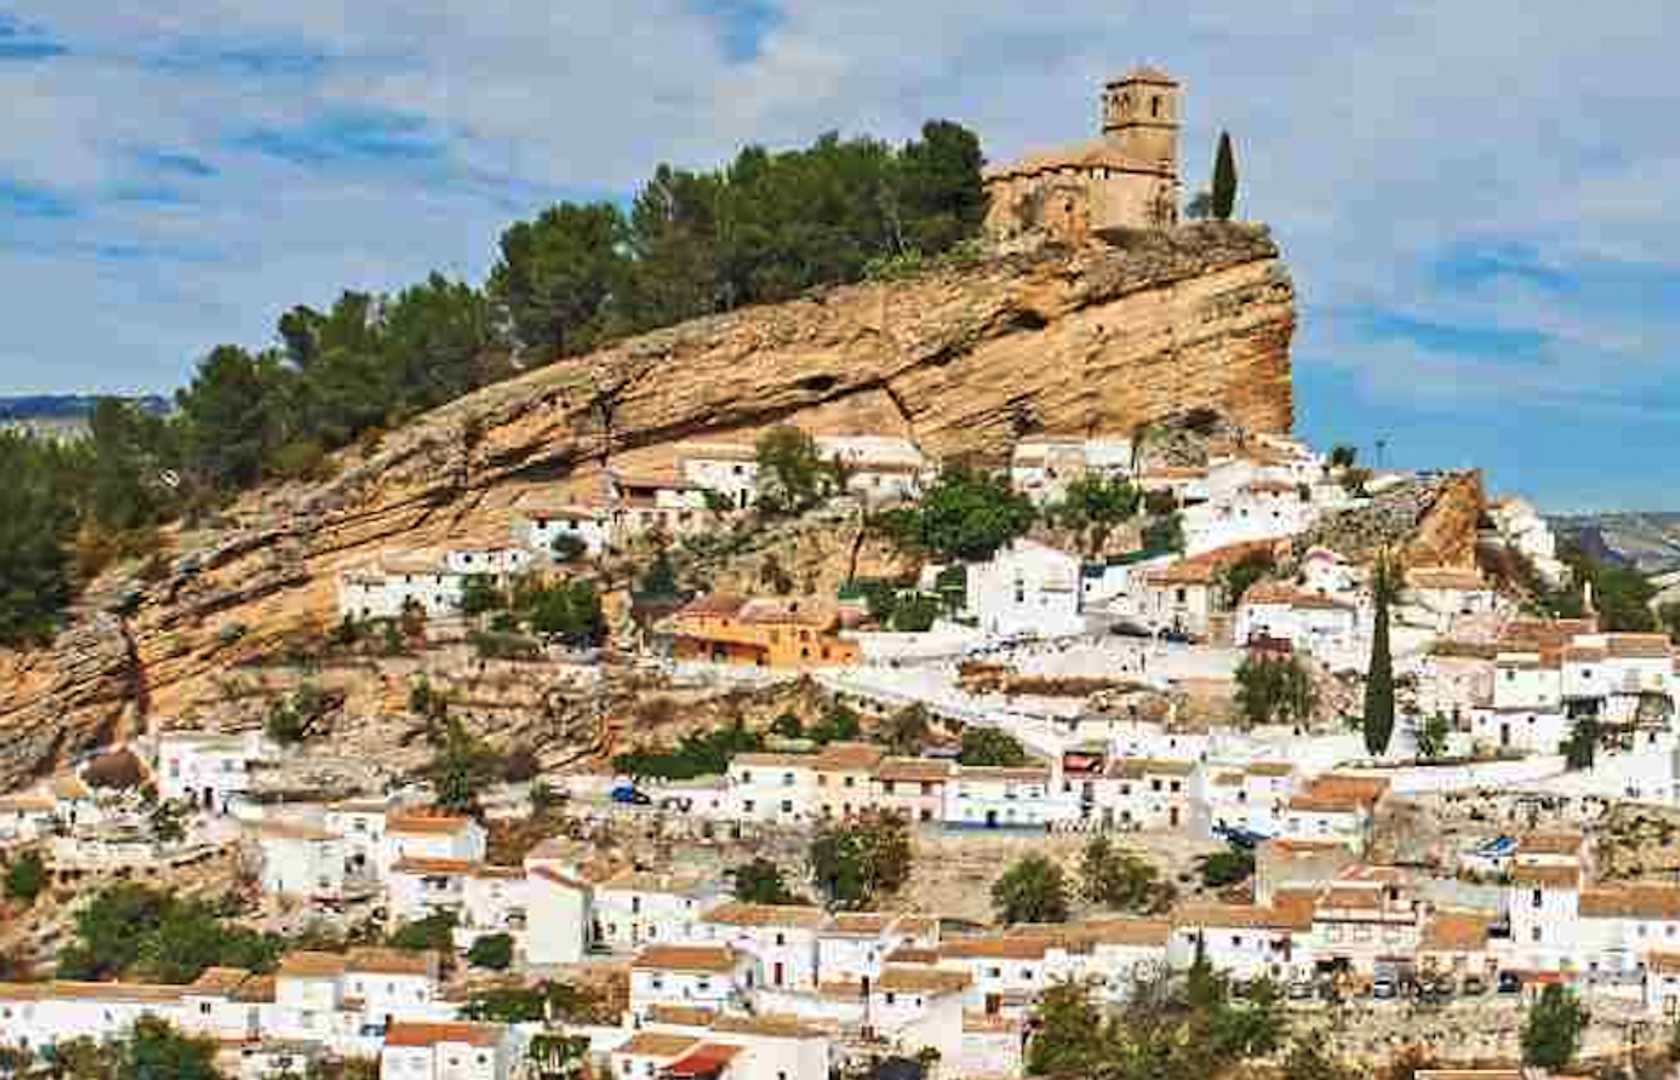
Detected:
[1,1,1677,465]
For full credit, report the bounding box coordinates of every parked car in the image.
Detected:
[1287,979,1315,1001]
[1462,974,1487,996]
[611,785,652,806]
[1371,976,1397,999]
[1497,971,1522,995]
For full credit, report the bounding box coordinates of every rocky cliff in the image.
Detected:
[0,222,1296,790]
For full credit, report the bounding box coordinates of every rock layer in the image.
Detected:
[0,223,1295,790]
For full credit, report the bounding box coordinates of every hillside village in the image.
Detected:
[3,67,1680,1080]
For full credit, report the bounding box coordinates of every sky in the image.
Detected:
[1,2,1677,513]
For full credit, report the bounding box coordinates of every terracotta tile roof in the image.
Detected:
[1173,903,1303,932]
[188,967,252,995]
[1144,540,1282,587]
[737,597,836,628]
[886,946,940,965]
[1510,865,1581,889]
[678,441,758,463]
[675,594,749,619]
[251,820,338,842]
[875,757,956,783]
[1406,567,1486,591]
[702,901,827,929]
[0,983,49,1002]
[391,857,479,876]
[0,793,55,812]
[815,742,886,771]
[385,812,474,836]
[50,774,93,800]
[617,1032,702,1058]
[644,1004,719,1027]
[958,765,1051,784]
[876,965,972,995]
[631,944,740,974]
[667,1043,743,1077]
[277,952,349,979]
[941,935,1052,960]
[1075,917,1172,947]
[233,975,275,1003]
[1580,884,1680,920]
[346,947,433,976]
[1646,951,1680,975]
[1246,762,1295,778]
[1116,64,1178,84]
[1286,775,1389,813]
[49,981,186,1003]
[1517,832,1583,857]
[1607,633,1674,659]
[384,1021,502,1049]
[709,1012,825,1038]
[1108,757,1196,779]
[732,752,815,769]
[825,912,891,935]
[1421,911,1491,952]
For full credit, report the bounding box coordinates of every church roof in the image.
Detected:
[983,137,1172,183]
[1110,65,1178,85]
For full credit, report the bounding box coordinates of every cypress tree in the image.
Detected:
[1211,131,1238,221]
[1363,555,1395,756]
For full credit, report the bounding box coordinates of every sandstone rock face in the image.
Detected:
[0,223,1295,791]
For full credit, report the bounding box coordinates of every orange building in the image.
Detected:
[663,595,860,668]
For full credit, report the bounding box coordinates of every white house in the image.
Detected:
[1473,651,1568,754]
[378,812,487,881]
[966,539,1084,638]
[815,435,930,507]
[0,774,96,842]
[629,945,755,1021]
[380,1021,512,1080]
[523,838,592,967]
[867,965,970,1064]
[945,764,1063,829]
[157,730,267,814]
[444,546,532,580]
[1169,900,1313,983]
[698,902,826,991]
[1180,479,1313,556]
[1090,758,1195,830]
[679,442,760,511]
[610,471,715,538]
[593,870,726,952]
[728,753,820,826]
[1234,584,1363,669]
[513,502,610,559]
[1404,567,1499,632]
[250,820,348,900]
[1275,775,1390,855]
[816,913,940,986]
[337,555,465,622]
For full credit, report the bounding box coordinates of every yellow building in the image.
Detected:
[664,595,860,669]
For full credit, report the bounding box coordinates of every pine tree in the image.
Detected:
[1363,555,1396,756]
[1211,131,1238,221]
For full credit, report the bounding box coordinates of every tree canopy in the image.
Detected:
[0,118,987,647]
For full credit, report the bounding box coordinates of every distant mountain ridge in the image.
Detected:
[0,394,169,420]
[1549,512,1680,574]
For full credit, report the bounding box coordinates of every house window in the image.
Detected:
[1532,926,1542,943]
[1532,889,1543,909]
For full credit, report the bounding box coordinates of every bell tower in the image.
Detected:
[1102,66,1180,169]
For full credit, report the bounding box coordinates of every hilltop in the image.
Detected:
[0,223,1295,790]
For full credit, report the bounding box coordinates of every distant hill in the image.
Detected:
[0,394,169,420]
[1550,512,1680,574]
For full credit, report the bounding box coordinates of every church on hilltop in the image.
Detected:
[983,66,1181,245]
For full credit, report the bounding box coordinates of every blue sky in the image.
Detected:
[1,2,1677,512]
